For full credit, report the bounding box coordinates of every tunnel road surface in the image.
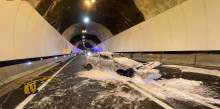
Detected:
[1,56,220,109]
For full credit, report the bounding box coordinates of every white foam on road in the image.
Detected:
[78,70,173,108]
[78,70,220,106]
[15,58,76,109]
[138,78,220,105]
[163,65,220,77]
[93,82,147,102]
[78,70,160,84]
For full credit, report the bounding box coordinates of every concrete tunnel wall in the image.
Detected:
[95,0,220,52]
[121,53,220,68]
[0,1,81,62]
[0,1,81,86]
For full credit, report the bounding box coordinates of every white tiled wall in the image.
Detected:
[96,0,220,52]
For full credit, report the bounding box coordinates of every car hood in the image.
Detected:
[114,57,161,72]
[113,57,142,68]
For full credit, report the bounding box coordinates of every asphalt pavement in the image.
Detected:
[0,55,219,109]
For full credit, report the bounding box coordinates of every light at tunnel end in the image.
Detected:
[87,52,92,56]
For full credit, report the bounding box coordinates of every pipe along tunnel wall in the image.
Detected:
[0,1,80,86]
[0,56,73,87]
[95,0,220,68]
[121,53,220,68]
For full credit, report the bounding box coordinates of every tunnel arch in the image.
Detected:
[62,21,113,42]
[69,34,101,46]
[75,40,96,48]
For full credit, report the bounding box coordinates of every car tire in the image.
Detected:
[116,69,124,76]
[87,64,93,71]
[125,68,134,78]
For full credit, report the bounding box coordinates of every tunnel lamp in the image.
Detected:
[82,30,87,33]
[83,17,90,23]
[85,1,91,5]
[91,0,95,3]
[25,62,32,66]
[54,57,58,59]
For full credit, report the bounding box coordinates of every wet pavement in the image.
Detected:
[0,56,220,109]
[23,56,163,109]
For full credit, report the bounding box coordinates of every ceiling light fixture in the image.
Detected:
[85,1,90,5]
[82,30,87,33]
[83,17,90,23]
[91,0,95,3]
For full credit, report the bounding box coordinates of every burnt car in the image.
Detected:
[85,52,161,78]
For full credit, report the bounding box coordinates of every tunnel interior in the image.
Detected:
[70,34,101,45]
[34,0,145,50]
[35,0,145,35]
[70,34,101,50]
[77,43,93,50]
[1,0,220,108]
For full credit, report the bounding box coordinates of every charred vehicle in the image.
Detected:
[85,52,161,78]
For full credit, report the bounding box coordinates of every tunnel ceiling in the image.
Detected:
[32,0,187,50]
[62,22,113,42]
[35,0,145,35]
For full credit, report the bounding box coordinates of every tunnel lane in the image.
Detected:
[1,56,219,109]
[19,56,165,109]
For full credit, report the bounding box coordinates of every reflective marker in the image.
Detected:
[25,62,32,66]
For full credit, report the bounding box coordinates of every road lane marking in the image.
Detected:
[125,82,174,109]
[15,57,76,109]
[151,83,220,109]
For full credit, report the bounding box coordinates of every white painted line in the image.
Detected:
[125,82,173,109]
[15,57,76,109]
[152,83,220,109]
[193,99,220,109]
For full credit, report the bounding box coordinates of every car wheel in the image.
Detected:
[116,69,124,76]
[87,64,93,71]
[125,68,134,78]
